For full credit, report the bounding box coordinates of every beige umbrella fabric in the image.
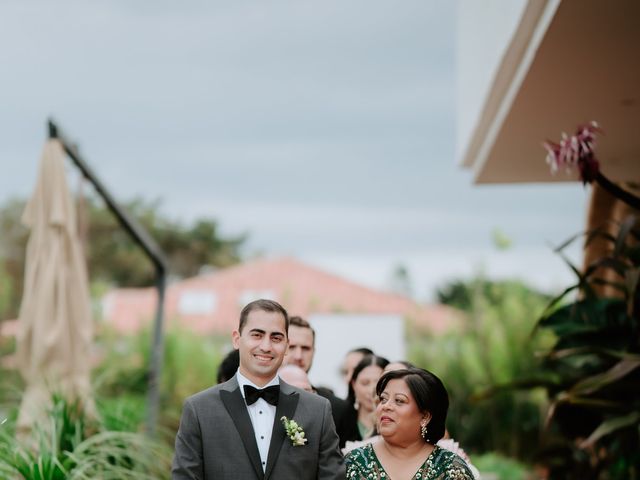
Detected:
[16,138,95,431]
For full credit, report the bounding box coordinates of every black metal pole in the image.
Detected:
[147,272,166,435]
[48,118,168,436]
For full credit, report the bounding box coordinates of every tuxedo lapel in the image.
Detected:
[264,384,299,480]
[220,385,264,479]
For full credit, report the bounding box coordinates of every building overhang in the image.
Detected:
[460,0,640,184]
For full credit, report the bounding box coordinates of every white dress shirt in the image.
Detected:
[236,370,279,472]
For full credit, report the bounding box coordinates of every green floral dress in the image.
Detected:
[345,443,474,480]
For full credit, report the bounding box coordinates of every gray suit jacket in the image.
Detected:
[172,375,345,479]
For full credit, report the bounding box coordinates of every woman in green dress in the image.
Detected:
[345,368,474,480]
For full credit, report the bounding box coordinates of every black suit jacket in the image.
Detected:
[315,386,360,448]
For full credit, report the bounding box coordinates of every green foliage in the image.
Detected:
[1,326,228,478]
[530,216,640,479]
[0,259,14,320]
[414,277,553,460]
[94,325,226,438]
[85,195,245,286]
[470,452,530,480]
[161,327,224,408]
[0,395,171,479]
[0,197,27,319]
[0,195,245,319]
[0,334,21,419]
[97,395,147,433]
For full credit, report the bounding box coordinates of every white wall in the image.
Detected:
[307,313,405,399]
[456,0,528,163]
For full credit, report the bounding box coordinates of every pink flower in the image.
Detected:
[543,121,601,184]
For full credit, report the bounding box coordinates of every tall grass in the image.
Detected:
[0,395,171,479]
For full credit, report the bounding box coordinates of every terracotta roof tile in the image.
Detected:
[101,257,460,335]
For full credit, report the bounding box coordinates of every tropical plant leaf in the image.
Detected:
[625,267,640,314]
[534,201,640,476]
[552,392,626,410]
[588,277,627,294]
[553,225,615,253]
[614,215,637,257]
[569,357,640,396]
[471,377,559,401]
[556,249,586,288]
[549,346,640,362]
[626,244,640,265]
[553,231,586,253]
[584,228,617,249]
[536,286,579,332]
[579,411,640,448]
[538,299,628,341]
[549,297,626,324]
[584,256,628,279]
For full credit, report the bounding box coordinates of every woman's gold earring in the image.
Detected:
[420,420,428,442]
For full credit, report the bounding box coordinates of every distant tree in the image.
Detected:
[84,195,246,286]
[0,198,28,320]
[0,195,246,319]
[0,260,14,321]
[436,276,509,311]
[388,263,413,298]
[436,279,476,311]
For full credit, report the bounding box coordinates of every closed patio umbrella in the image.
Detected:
[16,138,95,431]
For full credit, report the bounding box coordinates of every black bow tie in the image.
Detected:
[243,384,280,406]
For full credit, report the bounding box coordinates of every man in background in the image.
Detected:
[284,316,358,448]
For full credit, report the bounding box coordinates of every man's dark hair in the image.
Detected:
[347,354,389,406]
[289,315,315,343]
[238,299,289,334]
[375,367,449,444]
[217,349,240,384]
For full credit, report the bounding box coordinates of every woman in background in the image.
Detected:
[345,354,389,442]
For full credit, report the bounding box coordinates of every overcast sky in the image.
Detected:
[0,0,589,301]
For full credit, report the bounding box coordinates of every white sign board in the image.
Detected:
[307,313,405,399]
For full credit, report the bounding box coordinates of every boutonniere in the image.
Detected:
[281,416,307,446]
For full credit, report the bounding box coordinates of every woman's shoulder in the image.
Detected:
[345,443,384,479]
[345,441,374,462]
[430,446,476,479]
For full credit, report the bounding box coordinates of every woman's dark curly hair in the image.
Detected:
[375,367,449,444]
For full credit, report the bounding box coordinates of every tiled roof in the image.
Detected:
[101,257,460,335]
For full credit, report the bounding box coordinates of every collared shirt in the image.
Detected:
[236,370,279,472]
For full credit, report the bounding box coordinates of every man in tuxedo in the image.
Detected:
[284,316,359,448]
[172,299,344,479]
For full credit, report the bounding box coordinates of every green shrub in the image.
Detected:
[471,452,530,480]
[411,277,552,460]
[93,325,229,439]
